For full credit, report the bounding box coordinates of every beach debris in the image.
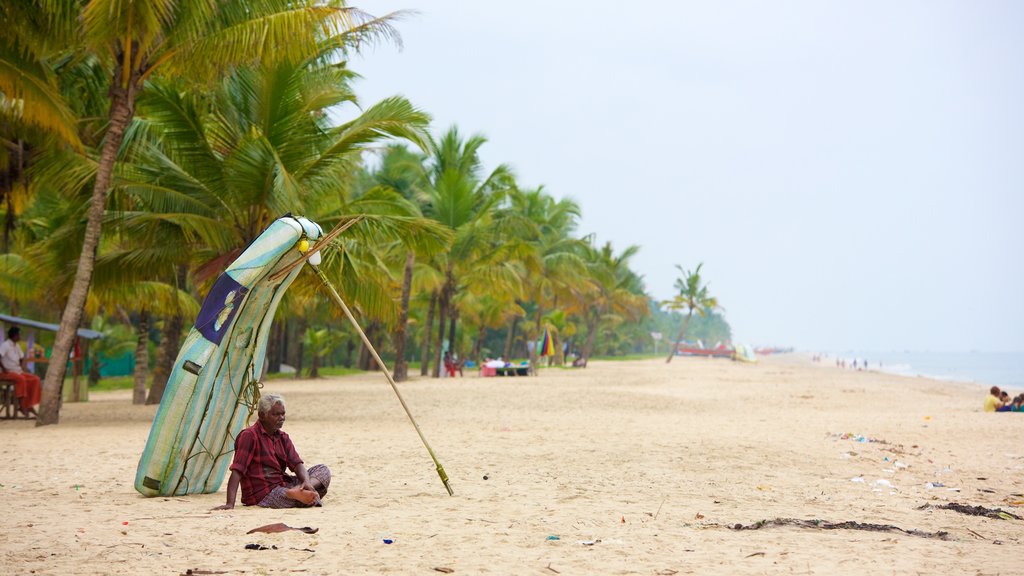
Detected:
[620,515,626,523]
[745,552,766,558]
[433,568,455,574]
[181,570,229,575]
[383,538,394,544]
[579,539,601,546]
[545,563,561,574]
[244,544,278,550]
[246,523,318,535]
[829,432,888,444]
[482,474,489,480]
[850,476,865,483]
[728,518,951,540]
[925,482,945,489]
[875,479,893,488]
[917,503,1021,520]
[546,535,560,541]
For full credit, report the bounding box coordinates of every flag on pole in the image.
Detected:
[539,325,555,357]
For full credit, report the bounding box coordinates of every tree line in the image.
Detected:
[0,1,728,425]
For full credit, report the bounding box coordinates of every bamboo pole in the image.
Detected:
[310,265,454,497]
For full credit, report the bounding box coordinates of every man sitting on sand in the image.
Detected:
[213,393,330,509]
[983,386,1002,412]
[0,327,42,417]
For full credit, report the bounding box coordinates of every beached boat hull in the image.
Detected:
[134,215,322,497]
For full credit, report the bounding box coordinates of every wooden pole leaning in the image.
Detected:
[310,264,454,497]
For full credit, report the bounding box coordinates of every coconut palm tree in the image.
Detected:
[5,0,409,425]
[663,263,719,363]
[109,53,446,392]
[419,127,515,377]
[571,241,648,365]
[504,186,587,372]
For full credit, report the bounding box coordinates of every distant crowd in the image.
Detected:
[811,353,875,371]
[985,386,1023,412]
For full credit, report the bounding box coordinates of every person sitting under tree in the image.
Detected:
[0,327,42,417]
[213,393,331,509]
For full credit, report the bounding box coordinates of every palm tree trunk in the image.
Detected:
[528,305,542,374]
[132,310,149,404]
[420,291,436,376]
[504,316,518,359]
[581,310,600,364]
[147,265,187,404]
[266,320,282,374]
[448,308,458,358]
[38,72,139,425]
[87,354,102,387]
[472,325,485,361]
[308,352,320,379]
[294,318,307,379]
[357,322,377,371]
[665,310,695,364]
[147,312,184,404]
[393,252,414,382]
[432,285,449,378]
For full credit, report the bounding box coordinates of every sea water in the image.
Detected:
[828,350,1024,390]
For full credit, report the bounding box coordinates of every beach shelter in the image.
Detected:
[135,214,452,499]
[0,313,103,401]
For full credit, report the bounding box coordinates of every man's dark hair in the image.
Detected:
[7,326,20,339]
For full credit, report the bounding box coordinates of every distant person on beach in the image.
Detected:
[0,326,42,417]
[996,391,1013,412]
[983,386,1002,412]
[213,393,330,509]
[1012,395,1024,412]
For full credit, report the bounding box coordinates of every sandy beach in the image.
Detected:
[1,355,1021,575]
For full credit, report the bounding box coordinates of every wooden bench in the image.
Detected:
[0,377,18,419]
[494,366,530,377]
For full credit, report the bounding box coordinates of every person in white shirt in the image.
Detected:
[0,327,42,417]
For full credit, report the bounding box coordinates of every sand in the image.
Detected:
[1,355,1022,575]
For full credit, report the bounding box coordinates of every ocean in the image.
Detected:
[827,350,1024,390]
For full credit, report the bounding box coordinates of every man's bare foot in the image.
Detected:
[284,486,317,505]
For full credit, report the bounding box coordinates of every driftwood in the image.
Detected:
[728,518,951,540]
[917,503,1021,520]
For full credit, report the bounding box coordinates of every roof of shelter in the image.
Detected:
[0,313,104,340]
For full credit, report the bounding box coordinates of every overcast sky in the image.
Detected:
[347,1,1024,352]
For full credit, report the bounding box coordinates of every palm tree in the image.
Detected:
[6,0,408,425]
[505,186,586,372]
[113,52,446,389]
[419,127,514,377]
[0,2,82,150]
[573,241,648,365]
[357,145,430,381]
[663,263,719,364]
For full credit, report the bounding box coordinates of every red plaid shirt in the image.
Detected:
[230,422,304,505]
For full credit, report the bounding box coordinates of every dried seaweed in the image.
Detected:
[729,518,952,540]
[917,503,1020,520]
